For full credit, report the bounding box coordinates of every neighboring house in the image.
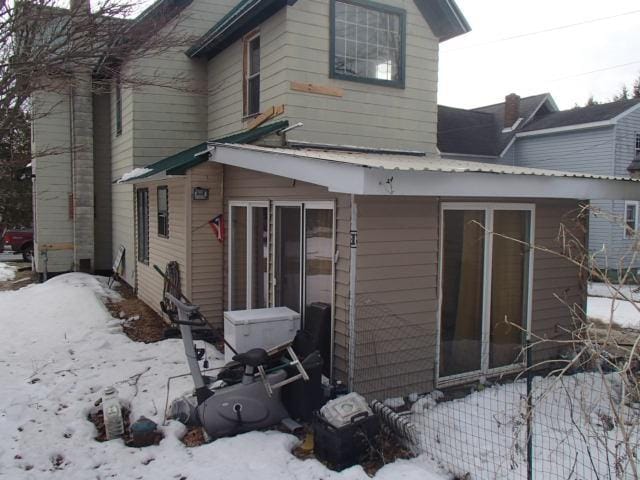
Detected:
[439,94,640,272]
[30,0,640,398]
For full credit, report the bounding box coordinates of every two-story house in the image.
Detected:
[31,0,640,399]
[439,94,640,274]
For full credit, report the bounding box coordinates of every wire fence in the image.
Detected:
[352,296,640,480]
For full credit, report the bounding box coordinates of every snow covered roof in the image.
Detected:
[207,143,640,200]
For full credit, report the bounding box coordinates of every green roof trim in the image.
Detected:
[119,120,289,183]
[186,0,296,59]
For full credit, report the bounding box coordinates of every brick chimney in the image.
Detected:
[504,93,521,128]
[627,151,640,179]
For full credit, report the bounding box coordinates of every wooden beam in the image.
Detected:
[40,242,74,251]
[247,104,285,130]
[290,81,344,97]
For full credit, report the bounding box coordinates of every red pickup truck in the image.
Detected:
[1,228,33,262]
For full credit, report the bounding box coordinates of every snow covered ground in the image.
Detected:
[0,261,17,281]
[587,282,640,329]
[0,274,448,479]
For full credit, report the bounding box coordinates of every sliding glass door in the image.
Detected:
[438,204,534,382]
[274,206,303,312]
[228,202,269,310]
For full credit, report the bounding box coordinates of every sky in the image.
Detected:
[437,0,640,110]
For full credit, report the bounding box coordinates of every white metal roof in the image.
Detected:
[221,143,637,181]
[208,143,640,200]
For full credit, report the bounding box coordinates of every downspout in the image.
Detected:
[69,85,76,270]
[347,194,357,390]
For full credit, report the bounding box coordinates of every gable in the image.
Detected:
[188,0,470,59]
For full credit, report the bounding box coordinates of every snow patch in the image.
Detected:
[0,262,16,281]
[117,167,152,183]
[587,296,640,329]
[0,275,451,479]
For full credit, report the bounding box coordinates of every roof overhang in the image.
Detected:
[208,143,640,200]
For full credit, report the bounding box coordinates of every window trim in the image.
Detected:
[329,0,407,89]
[243,30,261,117]
[136,188,149,264]
[435,202,536,388]
[624,200,638,239]
[115,73,122,137]
[157,186,169,238]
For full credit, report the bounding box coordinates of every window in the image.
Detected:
[229,202,269,310]
[136,189,149,263]
[115,74,122,136]
[157,186,169,237]
[624,201,638,238]
[439,204,534,382]
[330,0,405,87]
[243,32,260,116]
[635,133,640,154]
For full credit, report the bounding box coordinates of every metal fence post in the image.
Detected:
[526,339,533,480]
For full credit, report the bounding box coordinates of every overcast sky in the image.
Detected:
[437,0,640,110]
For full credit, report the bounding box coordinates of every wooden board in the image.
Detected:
[40,242,74,251]
[290,81,344,98]
[247,104,285,130]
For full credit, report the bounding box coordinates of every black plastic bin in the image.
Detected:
[282,351,324,422]
[313,412,380,471]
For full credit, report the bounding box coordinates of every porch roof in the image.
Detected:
[115,120,289,184]
[207,143,640,200]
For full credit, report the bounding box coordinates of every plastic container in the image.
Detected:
[130,416,157,447]
[313,411,380,470]
[320,392,372,429]
[223,307,300,363]
[102,386,124,440]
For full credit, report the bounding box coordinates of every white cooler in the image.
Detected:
[223,307,301,364]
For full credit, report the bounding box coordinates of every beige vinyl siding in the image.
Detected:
[352,197,584,399]
[353,196,438,399]
[222,164,351,381]
[112,0,236,286]
[188,163,225,324]
[282,0,439,152]
[93,92,112,271]
[31,89,74,273]
[111,73,136,285]
[207,8,289,139]
[136,179,188,319]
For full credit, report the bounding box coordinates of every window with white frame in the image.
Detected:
[624,201,638,239]
[157,186,169,238]
[438,203,534,383]
[635,133,640,155]
[243,32,260,117]
[136,188,149,264]
[229,202,269,310]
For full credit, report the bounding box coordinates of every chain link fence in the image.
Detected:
[352,296,640,479]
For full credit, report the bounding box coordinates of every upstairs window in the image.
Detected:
[157,186,169,238]
[625,201,638,239]
[331,0,405,87]
[244,32,260,116]
[115,74,122,136]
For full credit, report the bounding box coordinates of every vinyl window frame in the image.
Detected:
[243,30,261,117]
[228,201,270,310]
[157,186,169,238]
[136,188,149,264]
[329,0,406,88]
[624,200,638,239]
[435,202,536,388]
